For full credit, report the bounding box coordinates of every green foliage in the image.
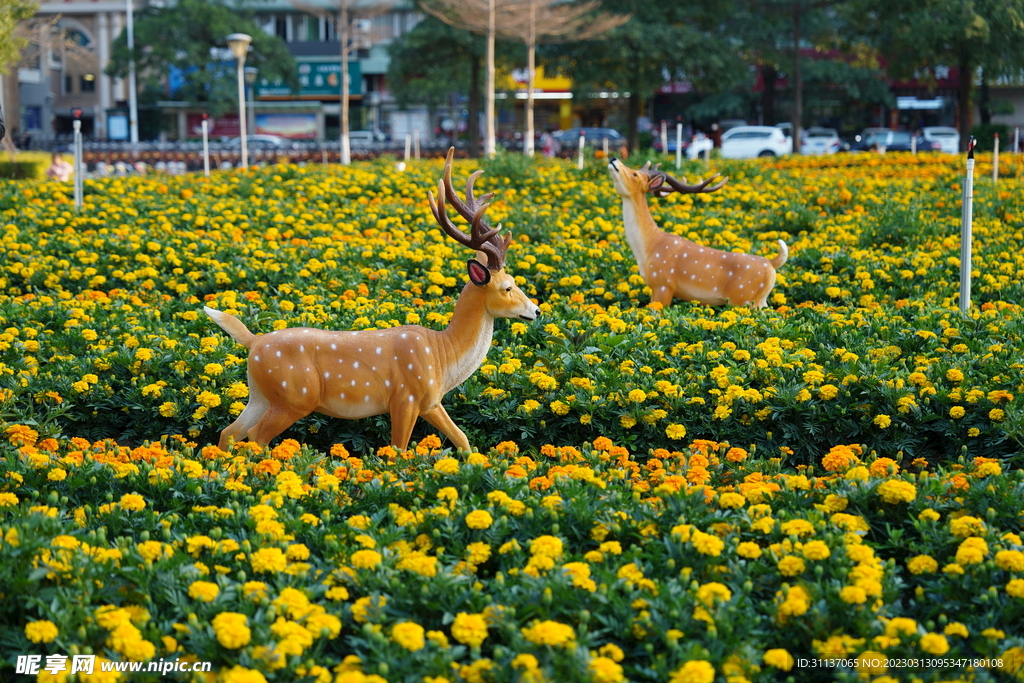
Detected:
[478,148,541,184]
[0,0,38,75]
[970,124,1011,153]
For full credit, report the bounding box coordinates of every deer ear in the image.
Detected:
[648,174,665,192]
[467,259,491,286]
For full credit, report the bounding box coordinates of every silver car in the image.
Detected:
[922,126,960,154]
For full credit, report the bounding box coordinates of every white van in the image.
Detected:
[922,126,960,154]
[720,126,792,158]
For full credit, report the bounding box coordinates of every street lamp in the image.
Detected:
[244,66,259,144]
[226,32,252,168]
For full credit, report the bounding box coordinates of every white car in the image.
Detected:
[922,126,960,154]
[685,133,715,159]
[720,125,792,158]
[801,127,842,155]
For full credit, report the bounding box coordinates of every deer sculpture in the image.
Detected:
[204,147,540,453]
[607,158,788,308]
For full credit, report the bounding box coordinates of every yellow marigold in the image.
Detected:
[451,612,488,648]
[465,509,493,530]
[876,480,916,504]
[778,556,806,577]
[802,540,831,560]
[391,621,426,651]
[521,619,575,646]
[529,535,564,559]
[25,620,59,643]
[1006,579,1024,599]
[350,549,383,569]
[188,580,220,602]
[919,633,950,655]
[781,519,816,537]
[221,666,268,683]
[950,515,985,538]
[690,529,724,556]
[718,492,746,508]
[763,649,794,671]
[119,493,146,512]
[434,458,459,475]
[669,660,715,683]
[840,585,867,604]
[995,550,1024,572]
[212,612,251,649]
[589,656,625,683]
[695,582,732,607]
[737,542,762,559]
[665,424,687,440]
[944,622,969,638]
[873,414,891,428]
[250,547,287,573]
[907,555,938,575]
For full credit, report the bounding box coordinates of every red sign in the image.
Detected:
[187,113,241,139]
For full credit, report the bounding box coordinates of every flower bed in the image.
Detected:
[0,152,1023,681]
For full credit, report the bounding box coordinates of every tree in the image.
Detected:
[497,0,627,156]
[105,0,297,119]
[387,17,488,156]
[421,0,530,156]
[546,0,743,152]
[293,0,392,165]
[0,0,38,76]
[848,0,1024,150]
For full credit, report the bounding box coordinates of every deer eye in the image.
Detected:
[505,286,513,293]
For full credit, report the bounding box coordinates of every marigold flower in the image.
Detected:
[391,621,426,651]
[25,620,59,643]
[763,649,794,671]
[521,619,575,646]
[451,612,488,648]
[465,510,493,530]
[187,580,220,602]
[669,660,715,683]
[212,612,251,649]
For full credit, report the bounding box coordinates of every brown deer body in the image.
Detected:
[608,158,788,308]
[205,148,539,452]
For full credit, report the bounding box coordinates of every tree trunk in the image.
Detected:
[627,70,641,154]
[792,3,802,156]
[524,0,536,156]
[468,55,482,158]
[979,73,991,125]
[761,64,777,124]
[484,0,496,156]
[340,0,351,165]
[958,49,972,151]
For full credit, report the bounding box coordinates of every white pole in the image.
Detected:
[202,119,210,177]
[660,120,667,157]
[404,133,411,161]
[992,133,999,183]
[413,128,420,160]
[73,119,83,209]
[577,131,585,170]
[675,123,683,169]
[960,138,975,313]
[237,59,248,168]
[703,144,710,166]
[602,137,608,159]
[1015,127,1020,155]
[911,135,917,155]
[126,0,139,144]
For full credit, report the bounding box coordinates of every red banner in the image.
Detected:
[187,113,241,139]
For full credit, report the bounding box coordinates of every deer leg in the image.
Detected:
[388,402,419,451]
[420,405,472,453]
[218,379,271,450]
[247,405,310,446]
[650,284,674,308]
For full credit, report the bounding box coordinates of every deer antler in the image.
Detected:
[651,168,729,197]
[428,147,511,270]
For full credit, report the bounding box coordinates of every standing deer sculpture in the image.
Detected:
[204,147,540,452]
[607,158,788,308]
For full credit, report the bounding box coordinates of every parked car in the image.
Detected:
[849,130,940,153]
[348,130,387,145]
[719,125,792,158]
[651,133,714,159]
[922,126,960,154]
[223,134,299,150]
[801,127,843,155]
[554,127,625,149]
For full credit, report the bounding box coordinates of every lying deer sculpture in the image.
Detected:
[608,158,788,308]
[205,147,540,452]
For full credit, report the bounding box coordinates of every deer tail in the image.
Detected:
[204,306,255,349]
[770,240,789,270]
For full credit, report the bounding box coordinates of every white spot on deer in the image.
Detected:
[353,361,360,369]
[407,364,414,370]
[324,372,330,379]
[364,395,370,402]
[289,365,294,370]
[340,392,346,399]
[691,274,696,280]
[728,271,733,276]
[331,343,337,350]
[408,395,415,402]
[276,350,282,358]
[299,345,305,352]
[305,367,311,372]
[429,379,435,386]
[351,380,356,386]
[365,381,371,386]
[699,248,705,253]
[358,348,362,353]
[385,380,391,387]
[253,355,260,362]
[282,381,288,388]
[425,347,431,354]
[670,268,675,274]
[376,347,382,354]
[401,333,408,339]
[302,387,307,394]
